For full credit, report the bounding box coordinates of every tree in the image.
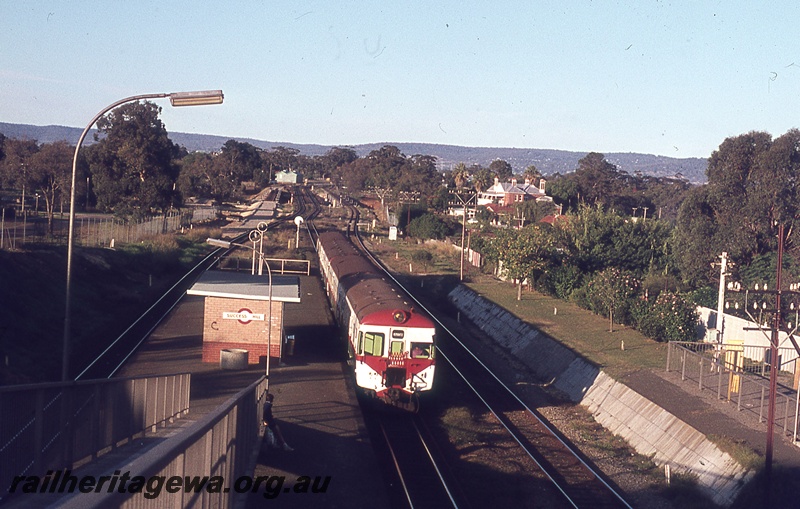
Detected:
[217,140,262,185]
[28,141,73,234]
[407,213,449,240]
[452,162,469,189]
[321,147,357,180]
[573,152,621,207]
[337,157,371,193]
[546,173,580,213]
[87,101,182,219]
[673,129,800,287]
[522,165,542,184]
[489,159,514,181]
[261,146,300,183]
[403,154,439,198]
[494,224,555,300]
[587,267,640,332]
[1,138,39,213]
[178,152,236,205]
[705,131,771,262]
[671,186,720,286]
[471,165,493,194]
[366,145,406,197]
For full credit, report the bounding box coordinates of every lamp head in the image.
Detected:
[169,90,224,107]
[206,238,231,248]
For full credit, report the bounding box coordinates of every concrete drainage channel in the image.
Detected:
[447,285,753,507]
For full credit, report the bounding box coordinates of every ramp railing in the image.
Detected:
[0,372,191,500]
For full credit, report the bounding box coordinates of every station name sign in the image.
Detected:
[223,308,264,324]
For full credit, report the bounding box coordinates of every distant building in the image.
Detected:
[540,204,566,226]
[274,170,304,184]
[477,177,552,207]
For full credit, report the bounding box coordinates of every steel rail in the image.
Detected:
[410,417,460,508]
[349,215,633,509]
[380,422,415,508]
[378,417,459,509]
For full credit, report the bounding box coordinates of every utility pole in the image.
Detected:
[766,224,784,487]
[451,191,476,281]
[716,252,729,343]
[724,224,795,499]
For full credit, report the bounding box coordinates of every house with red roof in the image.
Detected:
[477,177,553,207]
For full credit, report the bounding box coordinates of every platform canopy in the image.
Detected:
[187,270,301,302]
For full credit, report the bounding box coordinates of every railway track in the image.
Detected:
[329,199,633,509]
[370,412,465,509]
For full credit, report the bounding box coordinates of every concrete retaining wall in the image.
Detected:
[448,285,752,507]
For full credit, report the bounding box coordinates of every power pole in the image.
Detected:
[451,191,476,281]
[716,252,729,343]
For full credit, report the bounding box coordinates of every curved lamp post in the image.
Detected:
[206,236,274,385]
[62,90,224,381]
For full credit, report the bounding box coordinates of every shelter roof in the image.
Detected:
[187,270,301,302]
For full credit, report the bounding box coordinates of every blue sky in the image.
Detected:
[2,1,799,159]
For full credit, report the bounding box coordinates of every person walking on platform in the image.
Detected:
[263,393,293,451]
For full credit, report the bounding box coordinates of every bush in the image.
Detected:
[687,286,717,308]
[543,264,584,300]
[641,272,681,301]
[570,284,592,310]
[634,291,699,342]
[411,250,433,268]
[407,213,449,240]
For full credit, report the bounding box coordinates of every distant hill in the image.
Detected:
[0,122,708,183]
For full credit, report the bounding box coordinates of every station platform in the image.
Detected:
[115,272,389,508]
[245,274,391,509]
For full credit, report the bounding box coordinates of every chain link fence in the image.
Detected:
[0,206,218,250]
[666,341,800,441]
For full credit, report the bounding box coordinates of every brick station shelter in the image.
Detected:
[187,270,301,364]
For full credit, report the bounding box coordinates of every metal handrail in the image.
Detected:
[0,372,191,499]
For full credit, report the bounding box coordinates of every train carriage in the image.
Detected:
[318,231,436,410]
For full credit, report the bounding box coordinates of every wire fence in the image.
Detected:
[666,341,800,442]
[0,206,218,250]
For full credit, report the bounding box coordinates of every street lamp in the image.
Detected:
[62,90,223,381]
[206,236,274,384]
[294,216,304,249]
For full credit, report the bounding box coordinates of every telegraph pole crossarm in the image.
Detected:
[724,224,800,491]
[450,190,477,281]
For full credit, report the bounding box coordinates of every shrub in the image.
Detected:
[634,291,699,342]
[407,213,449,240]
[543,264,584,300]
[687,286,717,308]
[411,250,433,268]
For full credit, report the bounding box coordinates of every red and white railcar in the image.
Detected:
[318,231,435,410]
